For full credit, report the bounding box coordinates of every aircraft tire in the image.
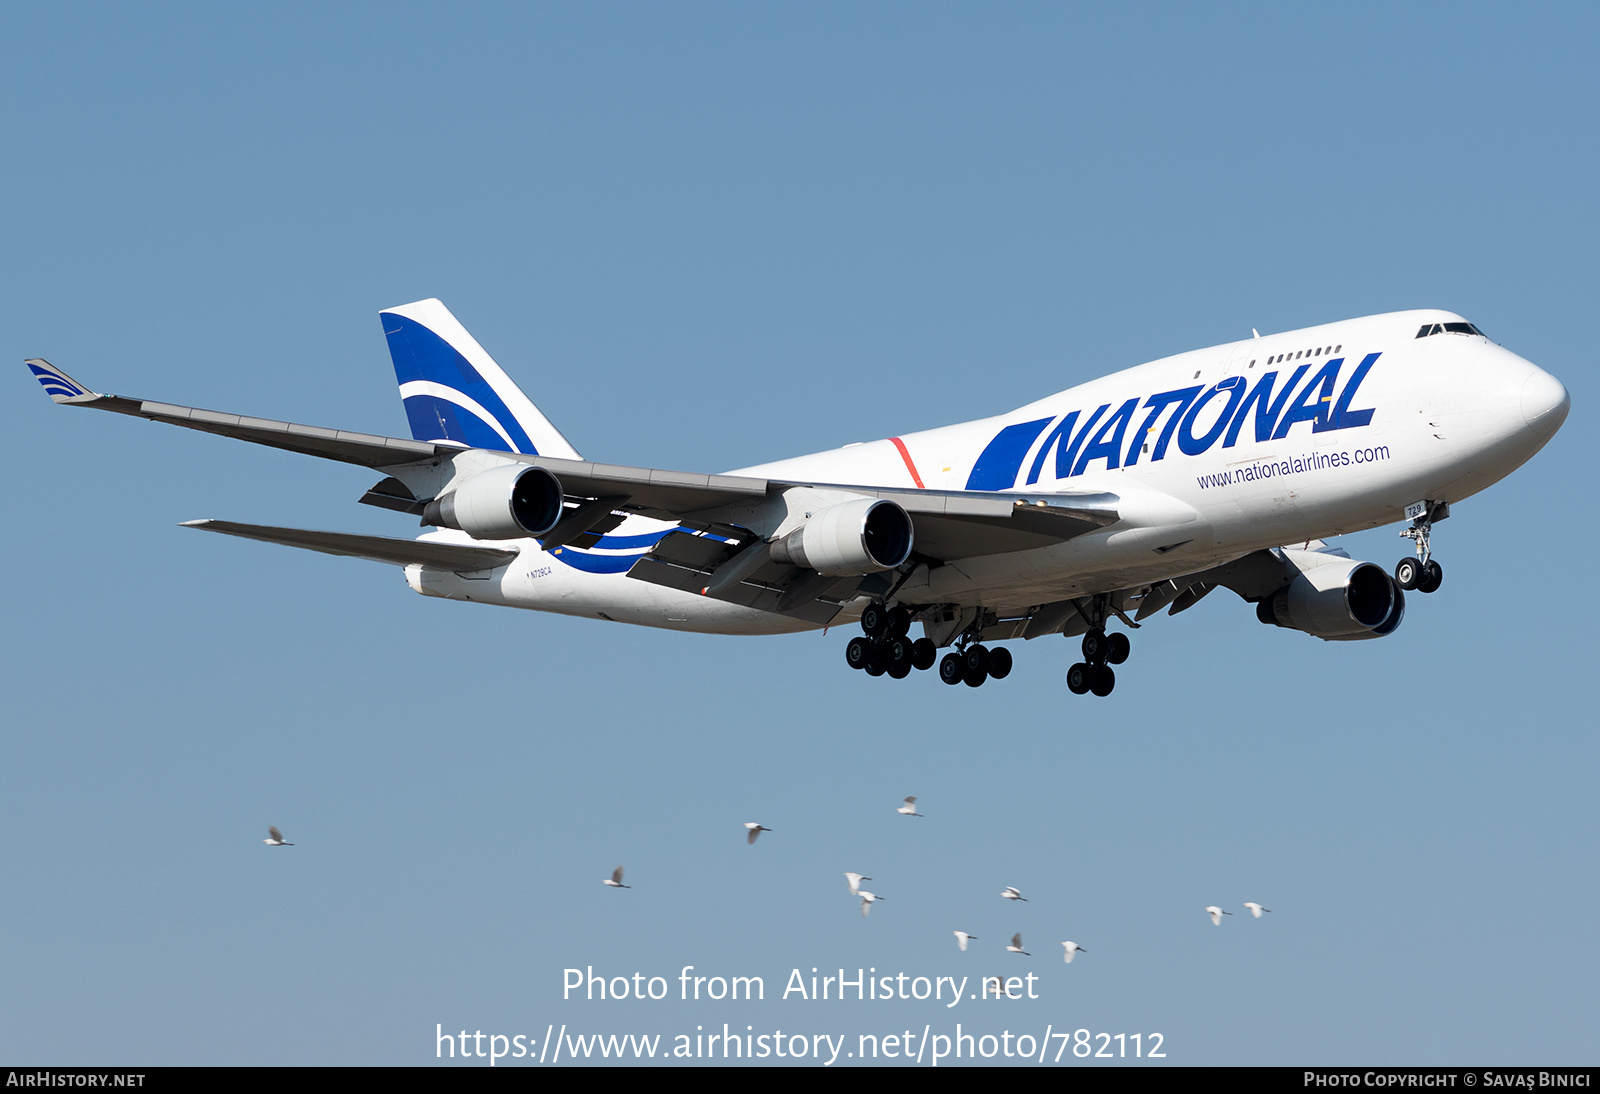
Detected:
[1394,557,1420,590]
[1089,665,1116,697]
[963,664,987,687]
[963,644,990,676]
[1081,630,1106,664]
[888,661,912,680]
[1066,663,1091,694]
[1417,559,1443,593]
[911,638,937,671]
[939,652,965,685]
[987,646,1013,679]
[845,636,872,670]
[1106,632,1131,665]
[886,636,913,672]
[887,608,911,638]
[861,603,888,637]
[865,661,886,677]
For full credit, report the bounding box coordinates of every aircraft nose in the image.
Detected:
[1521,367,1570,438]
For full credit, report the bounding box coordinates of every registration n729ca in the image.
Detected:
[28,301,1568,696]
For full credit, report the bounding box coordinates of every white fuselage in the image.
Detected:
[405,309,1568,635]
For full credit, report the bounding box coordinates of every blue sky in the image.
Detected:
[3,3,1595,1066]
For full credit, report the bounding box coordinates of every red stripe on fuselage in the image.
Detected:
[889,436,926,489]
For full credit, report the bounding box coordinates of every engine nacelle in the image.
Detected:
[1256,558,1404,640]
[769,498,914,576]
[423,465,564,540]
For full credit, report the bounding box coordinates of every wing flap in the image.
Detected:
[626,554,847,625]
[647,529,742,572]
[180,520,518,571]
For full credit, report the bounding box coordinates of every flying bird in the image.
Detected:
[859,891,883,917]
[953,931,978,952]
[1205,905,1232,925]
[263,827,293,846]
[845,872,872,895]
[743,823,772,845]
[896,797,923,817]
[604,866,630,889]
[1243,902,1272,918]
[1006,933,1030,956]
[1001,886,1027,902]
[1061,941,1087,964]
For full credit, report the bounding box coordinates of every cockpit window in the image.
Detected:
[1416,322,1485,338]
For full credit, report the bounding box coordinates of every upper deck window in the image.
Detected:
[1416,321,1485,338]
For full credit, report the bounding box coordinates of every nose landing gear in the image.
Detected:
[1395,501,1448,594]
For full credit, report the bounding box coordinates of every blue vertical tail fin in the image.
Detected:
[379,298,582,459]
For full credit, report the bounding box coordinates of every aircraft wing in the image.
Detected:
[28,360,769,513]
[30,360,1121,573]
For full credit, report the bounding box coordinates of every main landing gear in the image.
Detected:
[1395,501,1448,594]
[1065,628,1128,698]
[937,640,1012,689]
[845,604,938,680]
[843,604,1013,686]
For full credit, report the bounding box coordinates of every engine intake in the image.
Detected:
[423,465,564,540]
[1256,559,1402,640]
[770,498,914,576]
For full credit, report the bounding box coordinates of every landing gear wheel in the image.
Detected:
[987,647,1013,680]
[888,661,912,679]
[939,652,965,685]
[1089,664,1116,697]
[911,638,937,671]
[1081,630,1107,664]
[865,661,886,677]
[860,603,889,638]
[963,644,991,677]
[1394,557,1420,590]
[886,608,911,638]
[845,636,872,670]
[1066,662,1091,695]
[1106,632,1130,665]
[885,636,913,673]
[1417,559,1443,593]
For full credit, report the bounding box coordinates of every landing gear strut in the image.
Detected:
[1396,501,1448,594]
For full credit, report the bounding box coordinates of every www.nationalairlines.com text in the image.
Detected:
[1195,445,1393,490]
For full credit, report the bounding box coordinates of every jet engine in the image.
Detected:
[1255,557,1404,640]
[422,464,564,540]
[769,497,914,576]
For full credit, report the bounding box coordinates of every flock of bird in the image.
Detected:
[261,812,1270,957]
[380,790,1271,964]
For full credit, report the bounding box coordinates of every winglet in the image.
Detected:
[25,359,99,404]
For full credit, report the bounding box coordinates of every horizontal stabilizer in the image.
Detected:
[180,520,518,571]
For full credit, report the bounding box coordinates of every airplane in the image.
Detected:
[26,300,1569,697]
